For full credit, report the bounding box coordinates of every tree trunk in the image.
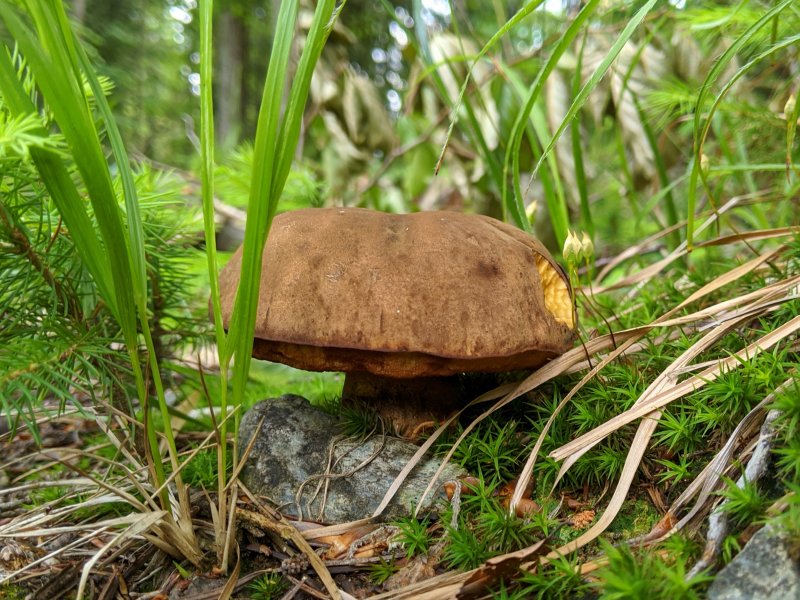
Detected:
[215,9,245,150]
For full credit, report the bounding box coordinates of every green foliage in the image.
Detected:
[652,410,705,455]
[173,561,192,580]
[655,454,695,486]
[0,1,200,506]
[443,524,490,571]
[718,476,770,529]
[247,572,288,600]
[721,534,742,566]
[0,584,26,600]
[477,499,542,554]
[1,0,800,591]
[23,484,131,522]
[214,143,322,211]
[338,404,383,438]
[773,483,800,539]
[771,379,800,481]
[23,485,68,509]
[1,0,342,569]
[774,435,800,483]
[446,420,527,485]
[0,71,205,435]
[0,110,63,158]
[368,557,399,585]
[494,555,592,600]
[182,446,233,489]
[594,540,712,600]
[553,363,647,488]
[209,0,342,492]
[394,516,432,558]
[441,480,548,572]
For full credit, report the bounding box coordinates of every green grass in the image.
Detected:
[0,584,27,600]
[182,446,233,490]
[23,484,132,522]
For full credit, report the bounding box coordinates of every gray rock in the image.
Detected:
[708,522,800,600]
[238,395,466,524]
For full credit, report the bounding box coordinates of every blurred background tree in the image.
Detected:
[45,0,797,251]
[69,0,201,165]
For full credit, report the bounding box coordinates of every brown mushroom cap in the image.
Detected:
[218,207,575,378]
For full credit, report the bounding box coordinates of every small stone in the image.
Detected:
[238,395,466,524]
[708,522,800,600]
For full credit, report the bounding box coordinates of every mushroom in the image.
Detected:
[218,207,576,435]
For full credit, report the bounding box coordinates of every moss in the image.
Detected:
[606,498,661,539]
[0,584,27,600]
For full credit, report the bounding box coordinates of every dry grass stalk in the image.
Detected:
[75,511,165,600]
[237,482,342,600]
[374,228,798,598]
[686,405,782,578]
[650,376,796,546]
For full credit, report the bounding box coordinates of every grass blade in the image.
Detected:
[527,0,657,192]
[226,0,339,438]
[687,0,794,247]
[571,32,591,238]
[0,3,192,522]
[225,0,300,434]
[0,6,143,385]
[435,0,546,177]
[502,0,600,238]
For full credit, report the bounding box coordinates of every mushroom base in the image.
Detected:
[341,372,472,438]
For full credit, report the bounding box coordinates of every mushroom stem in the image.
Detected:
[341,372,464,438]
